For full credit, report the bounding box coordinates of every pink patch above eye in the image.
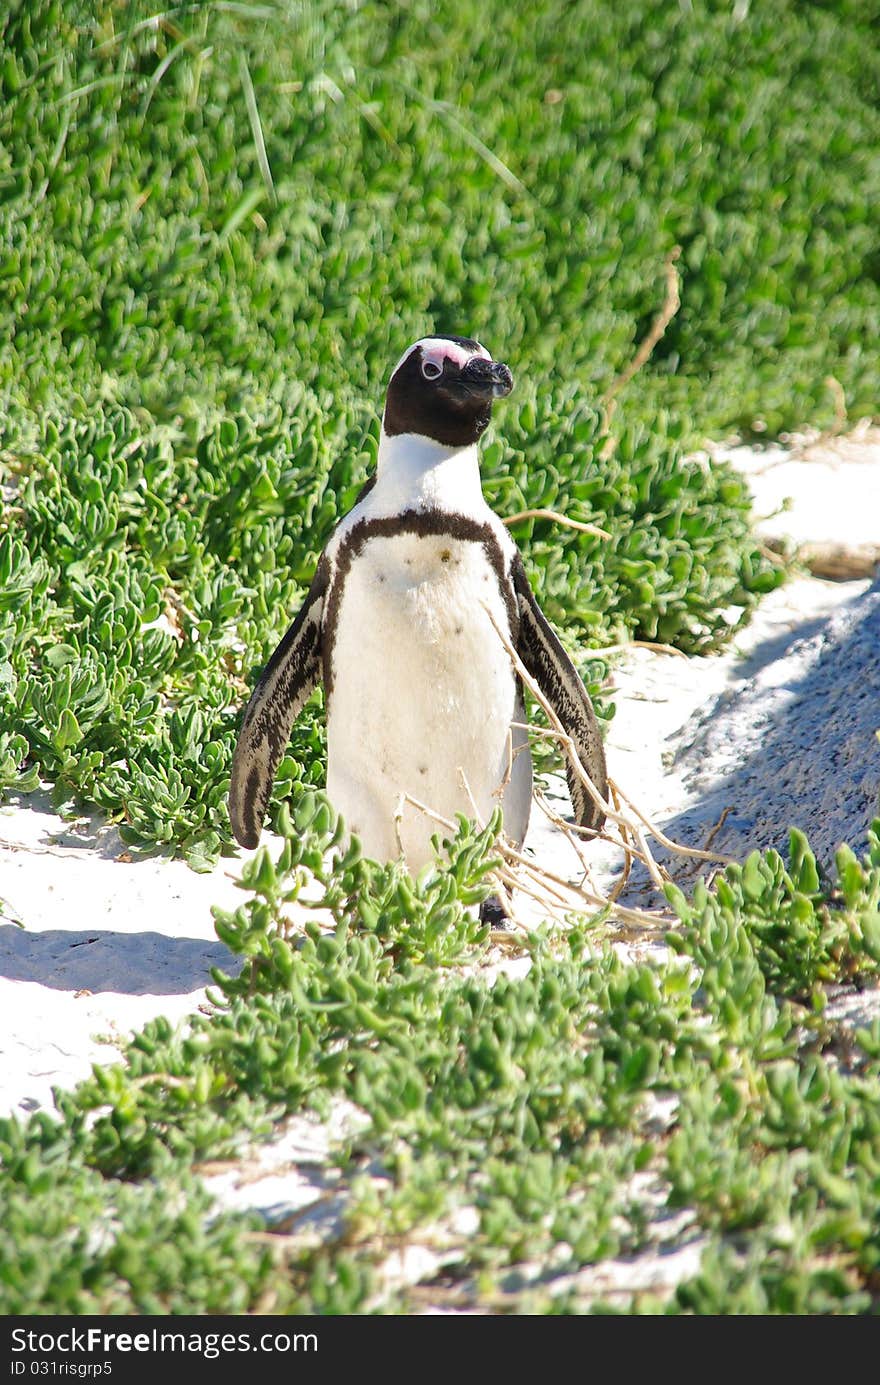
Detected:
[419,338,490,373]
[390,337,492,381]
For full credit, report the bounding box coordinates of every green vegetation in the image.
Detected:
[3,807,880,1313]
[11,0,880,859]
[1,0,879,1315]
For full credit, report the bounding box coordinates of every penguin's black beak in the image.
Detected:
[458,357,514,399]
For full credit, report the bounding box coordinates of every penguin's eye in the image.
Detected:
[421,359,443,381]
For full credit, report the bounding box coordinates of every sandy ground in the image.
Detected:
[2,428,879,1125]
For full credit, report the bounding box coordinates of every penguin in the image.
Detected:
[228,335,608,903]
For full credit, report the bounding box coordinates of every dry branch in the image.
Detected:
[394,598,734,935]
[483,598,730,866]
[587,639,689,660]
[600,247,682,455]
[502,508,611,540]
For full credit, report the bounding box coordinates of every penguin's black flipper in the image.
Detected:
[511,556,608,834]
[228,558,330,850]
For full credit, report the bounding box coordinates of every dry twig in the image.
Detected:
[600,247,682,457]
[483,599,731,868]
[702,805,732,854]
[588,639,689,660]
[394,596,735,934]
[502,508,611,540]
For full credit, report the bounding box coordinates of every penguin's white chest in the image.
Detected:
[325,531,524,868]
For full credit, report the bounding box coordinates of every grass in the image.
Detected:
[1,0,879,1314]
[3,809,880,1312]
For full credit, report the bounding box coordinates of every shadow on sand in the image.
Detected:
[621,577,880,903]
[0,925,243,995]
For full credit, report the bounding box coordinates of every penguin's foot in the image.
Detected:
[479,893,511,930]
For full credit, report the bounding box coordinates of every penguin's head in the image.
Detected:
[382,336,514,448]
